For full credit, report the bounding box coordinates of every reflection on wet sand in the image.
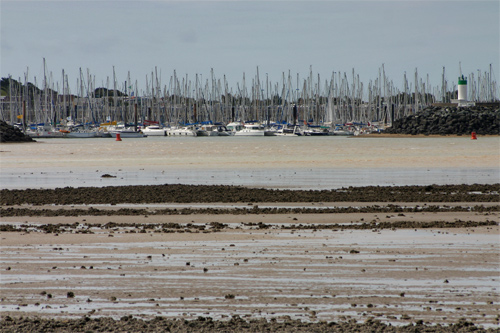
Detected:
[1,136,499,190]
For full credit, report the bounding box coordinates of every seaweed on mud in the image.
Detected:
[0,316,496,332]
[1,204,498,217]
[1,220,496,234]
[0,184,499,206]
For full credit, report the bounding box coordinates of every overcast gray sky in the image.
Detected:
[1,0,498,96]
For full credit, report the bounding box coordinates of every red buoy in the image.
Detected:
[471,132,477,140]
[116,133,122,141]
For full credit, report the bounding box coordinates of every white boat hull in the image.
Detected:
[109,132,146,138]
[234,131,265,136]
[333,130,354,136]
[66,131,98,138]
[27,132,67,138]
[166,128,197,137]
[142,129,166,136]
[234,123,265,136]
[275,132,300,136]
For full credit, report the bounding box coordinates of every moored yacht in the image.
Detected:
[108,124,146,138]
[303,125,330,136]
[166,126,197,137]
[66,129,98,138]
[275,124,303,136]
[26,124,67,138]
[197,124,219,136]
[332,124,354,136]
[215,123,233,136]
[142,125,166,136]
[226,121,244,134]
[234,122,265,136]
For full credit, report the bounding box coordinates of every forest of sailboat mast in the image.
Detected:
[1,62,498,128]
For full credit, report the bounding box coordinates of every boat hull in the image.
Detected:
[332,130,354,136]
[142,130,166,136]
[26,132,67,138]
[166,128,197,137]
[264,130,277,136]
[66,132,98,138]
[196,130,219,136]
[109,132,146,138]
[234,131,265,136]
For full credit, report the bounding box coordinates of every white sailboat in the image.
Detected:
[108,123,146,138]
[215,124,233,136]
[197,124,219,136]
[66,129,98,138]
[26,124,67,138]
[274,124,303,136]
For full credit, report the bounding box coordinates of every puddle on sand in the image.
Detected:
[1,228,498,326]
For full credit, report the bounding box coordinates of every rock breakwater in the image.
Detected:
[385,106,499,135]
[0,120,34,142]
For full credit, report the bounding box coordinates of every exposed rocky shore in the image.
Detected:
[1,316,496,333]
[2,183,498,333]
[385,105,499,135]
[1,203,498,218]
[1,219,497,235]
[0,120,34,143]
[1,184,498,205]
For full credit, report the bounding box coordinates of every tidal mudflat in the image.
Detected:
[1,184,499,332]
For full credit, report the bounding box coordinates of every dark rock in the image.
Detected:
[0,120,35,142]
[386,105,499,135]
[1,315,493,332]
[101,174,117,178]
[1,184,499,206]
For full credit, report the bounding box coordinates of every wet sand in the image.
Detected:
[1,216,499,328]
[1,185,499,332]
[1,136,499,189]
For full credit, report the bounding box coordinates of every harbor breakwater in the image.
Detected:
[0,121,34,142]
[384,105,499,135]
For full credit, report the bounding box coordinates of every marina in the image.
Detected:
[1,63,498,139]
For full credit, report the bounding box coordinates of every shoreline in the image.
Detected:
[1,184,499,331]
[1,133,499,143]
